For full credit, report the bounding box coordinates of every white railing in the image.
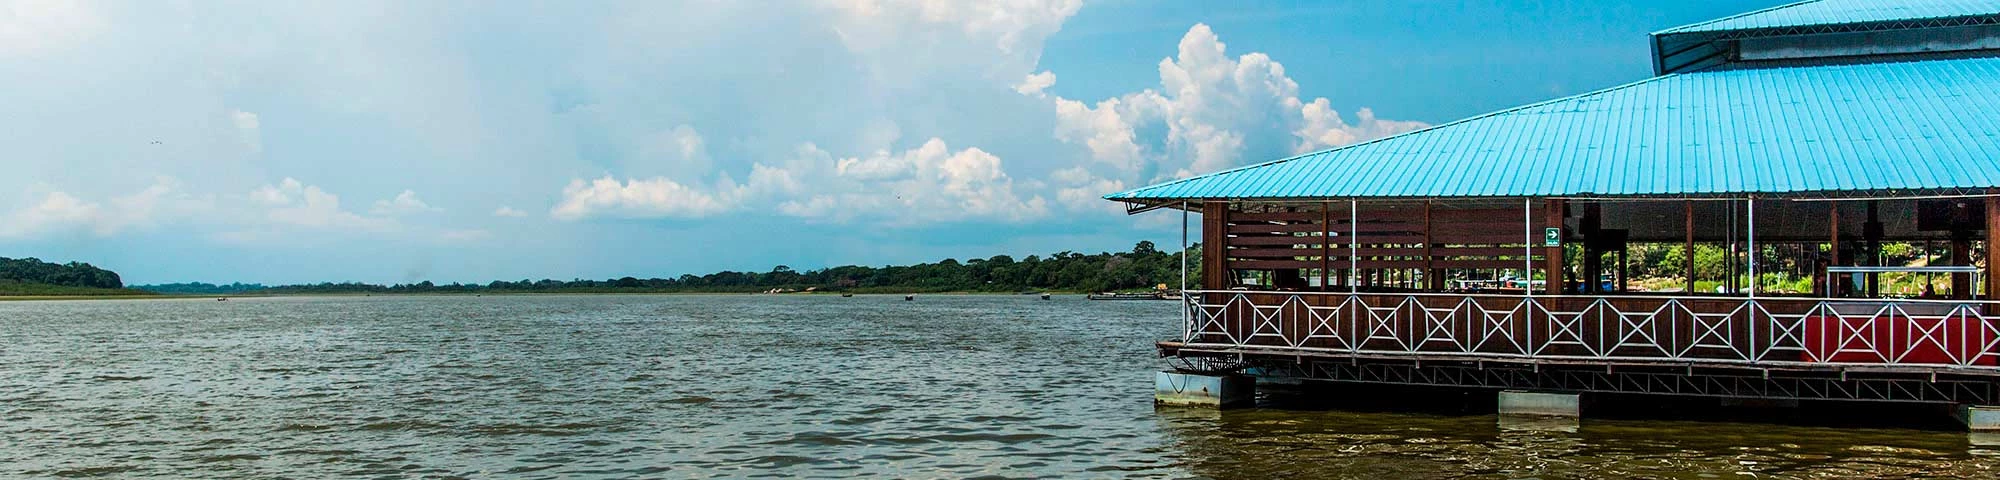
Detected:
[1180,290,2000,369]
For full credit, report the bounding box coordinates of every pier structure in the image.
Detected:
[1121,1,2000,429]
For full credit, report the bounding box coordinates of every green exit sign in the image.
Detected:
[1543,227,1561,247]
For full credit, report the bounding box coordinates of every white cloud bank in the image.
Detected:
[371,190,442,216]
[1039,24,1428,210]
[0,177,481,245]
[549,22,1422,224]
[552,137,1047,225]
[0,178,208,239]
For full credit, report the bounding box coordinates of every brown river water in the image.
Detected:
[1,294,1997,478]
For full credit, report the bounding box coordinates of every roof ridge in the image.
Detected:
[1652,0,1824,35]
[1105,71,1689,200]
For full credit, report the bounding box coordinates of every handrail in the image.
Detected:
[1182,289,2000,306]
[1827,265,1981,273]
[1177,289,2000,369]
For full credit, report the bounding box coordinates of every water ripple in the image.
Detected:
[1,295,1997,478]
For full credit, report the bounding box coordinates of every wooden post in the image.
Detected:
[1986,196,1999,307]
[1953,200,1975,300]
[1424,201,1439,291]
[1202,201,1230,290]
[1828,202,1841,297]
[1867,200,1881,297]
[1320,202,1332,291]
[1686,200,1696,293]
[1545,199,1565,295]
[1581,203,1603,293]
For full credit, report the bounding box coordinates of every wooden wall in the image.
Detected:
[1212,201,1556,289]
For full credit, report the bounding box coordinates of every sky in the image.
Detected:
[0,0,1789,285]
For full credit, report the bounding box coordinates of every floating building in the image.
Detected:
[1112,0,2000,428]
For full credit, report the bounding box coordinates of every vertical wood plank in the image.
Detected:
[1686,200,1696,294]
[1545,199,1565,295]
[1202,201,1229,290]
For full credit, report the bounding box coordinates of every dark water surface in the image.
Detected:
[2,295,1997,478]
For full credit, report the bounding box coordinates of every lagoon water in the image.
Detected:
[2,294,1998,478]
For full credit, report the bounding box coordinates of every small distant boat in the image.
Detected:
[1040,293,1051,300]
[904,295,915,301]
[216,297,228,302]
[841,293,854,298]
[1086,292,1170,301]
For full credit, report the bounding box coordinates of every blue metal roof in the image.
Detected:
[1655,0,2000,36]
[1105,56,2000,201]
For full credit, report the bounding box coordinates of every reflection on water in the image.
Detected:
[0,294,1996,478]
[1156,406,2000,479]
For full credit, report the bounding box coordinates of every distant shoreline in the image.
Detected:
[0,290,1102,302]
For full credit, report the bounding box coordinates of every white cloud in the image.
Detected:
[636,124,713,175]
[231,109,262,154]
[0,178,213,238]
[1015,70,1056,97]
[820,0,1082,56]
[249,178,392,231]
[0,0,102,58]
[1049,166,1125,214]
[552,138,1048,225]
[1042,24,1428,201]
[492,206,528,218]
[550,175,738,221]
[766,139,1049,224]
[371,190,442,216]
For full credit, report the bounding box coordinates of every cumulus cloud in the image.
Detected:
[636,124,713,175]
[0,0,102,58]
[0,178,207,238]
[820,0,1082,56]
[1015,70,1056,97]
[552,138,1047,225]
[249,178,393,231]
[550,176,737,221]
[371,190,442,216]
[231,110,262,154]
[777,138,1049,224]
[1037,24,1427,211]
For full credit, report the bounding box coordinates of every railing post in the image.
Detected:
[1349,199,1359,294]
[1181,201,1190,341]
[1748,196,1758,298]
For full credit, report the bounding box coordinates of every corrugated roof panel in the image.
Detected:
[1105,56,2000,201]
[1656,0,2000,35]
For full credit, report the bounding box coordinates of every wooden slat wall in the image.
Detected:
[1224,208,1329,271]
[1221,203,1555,285]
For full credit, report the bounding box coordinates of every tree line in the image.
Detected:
[0,257,124,289]
[135,242,1200,295]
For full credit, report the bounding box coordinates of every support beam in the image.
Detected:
[1748,197,1758,298]
[1953,200,1975,300]
[1350,200,1359,293]
[1545,199,1565,295]
[1498,390,1580,418]
[1828,202,1841,297]
[1156,371,1253,409]
[1959,405,2000,432]
[1524,199,1533,296]
[1583,203,1603,294]
[1320,202,1331,290]
[1987,197,1999,310]
[1425,201,1441,291]
[1868,200,1882,297]
[1202,202,1229,290]
[1686,200,1696,293]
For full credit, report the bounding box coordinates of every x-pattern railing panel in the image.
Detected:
[1182,290,2000,370]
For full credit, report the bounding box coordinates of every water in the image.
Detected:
[1,295,1996,478]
